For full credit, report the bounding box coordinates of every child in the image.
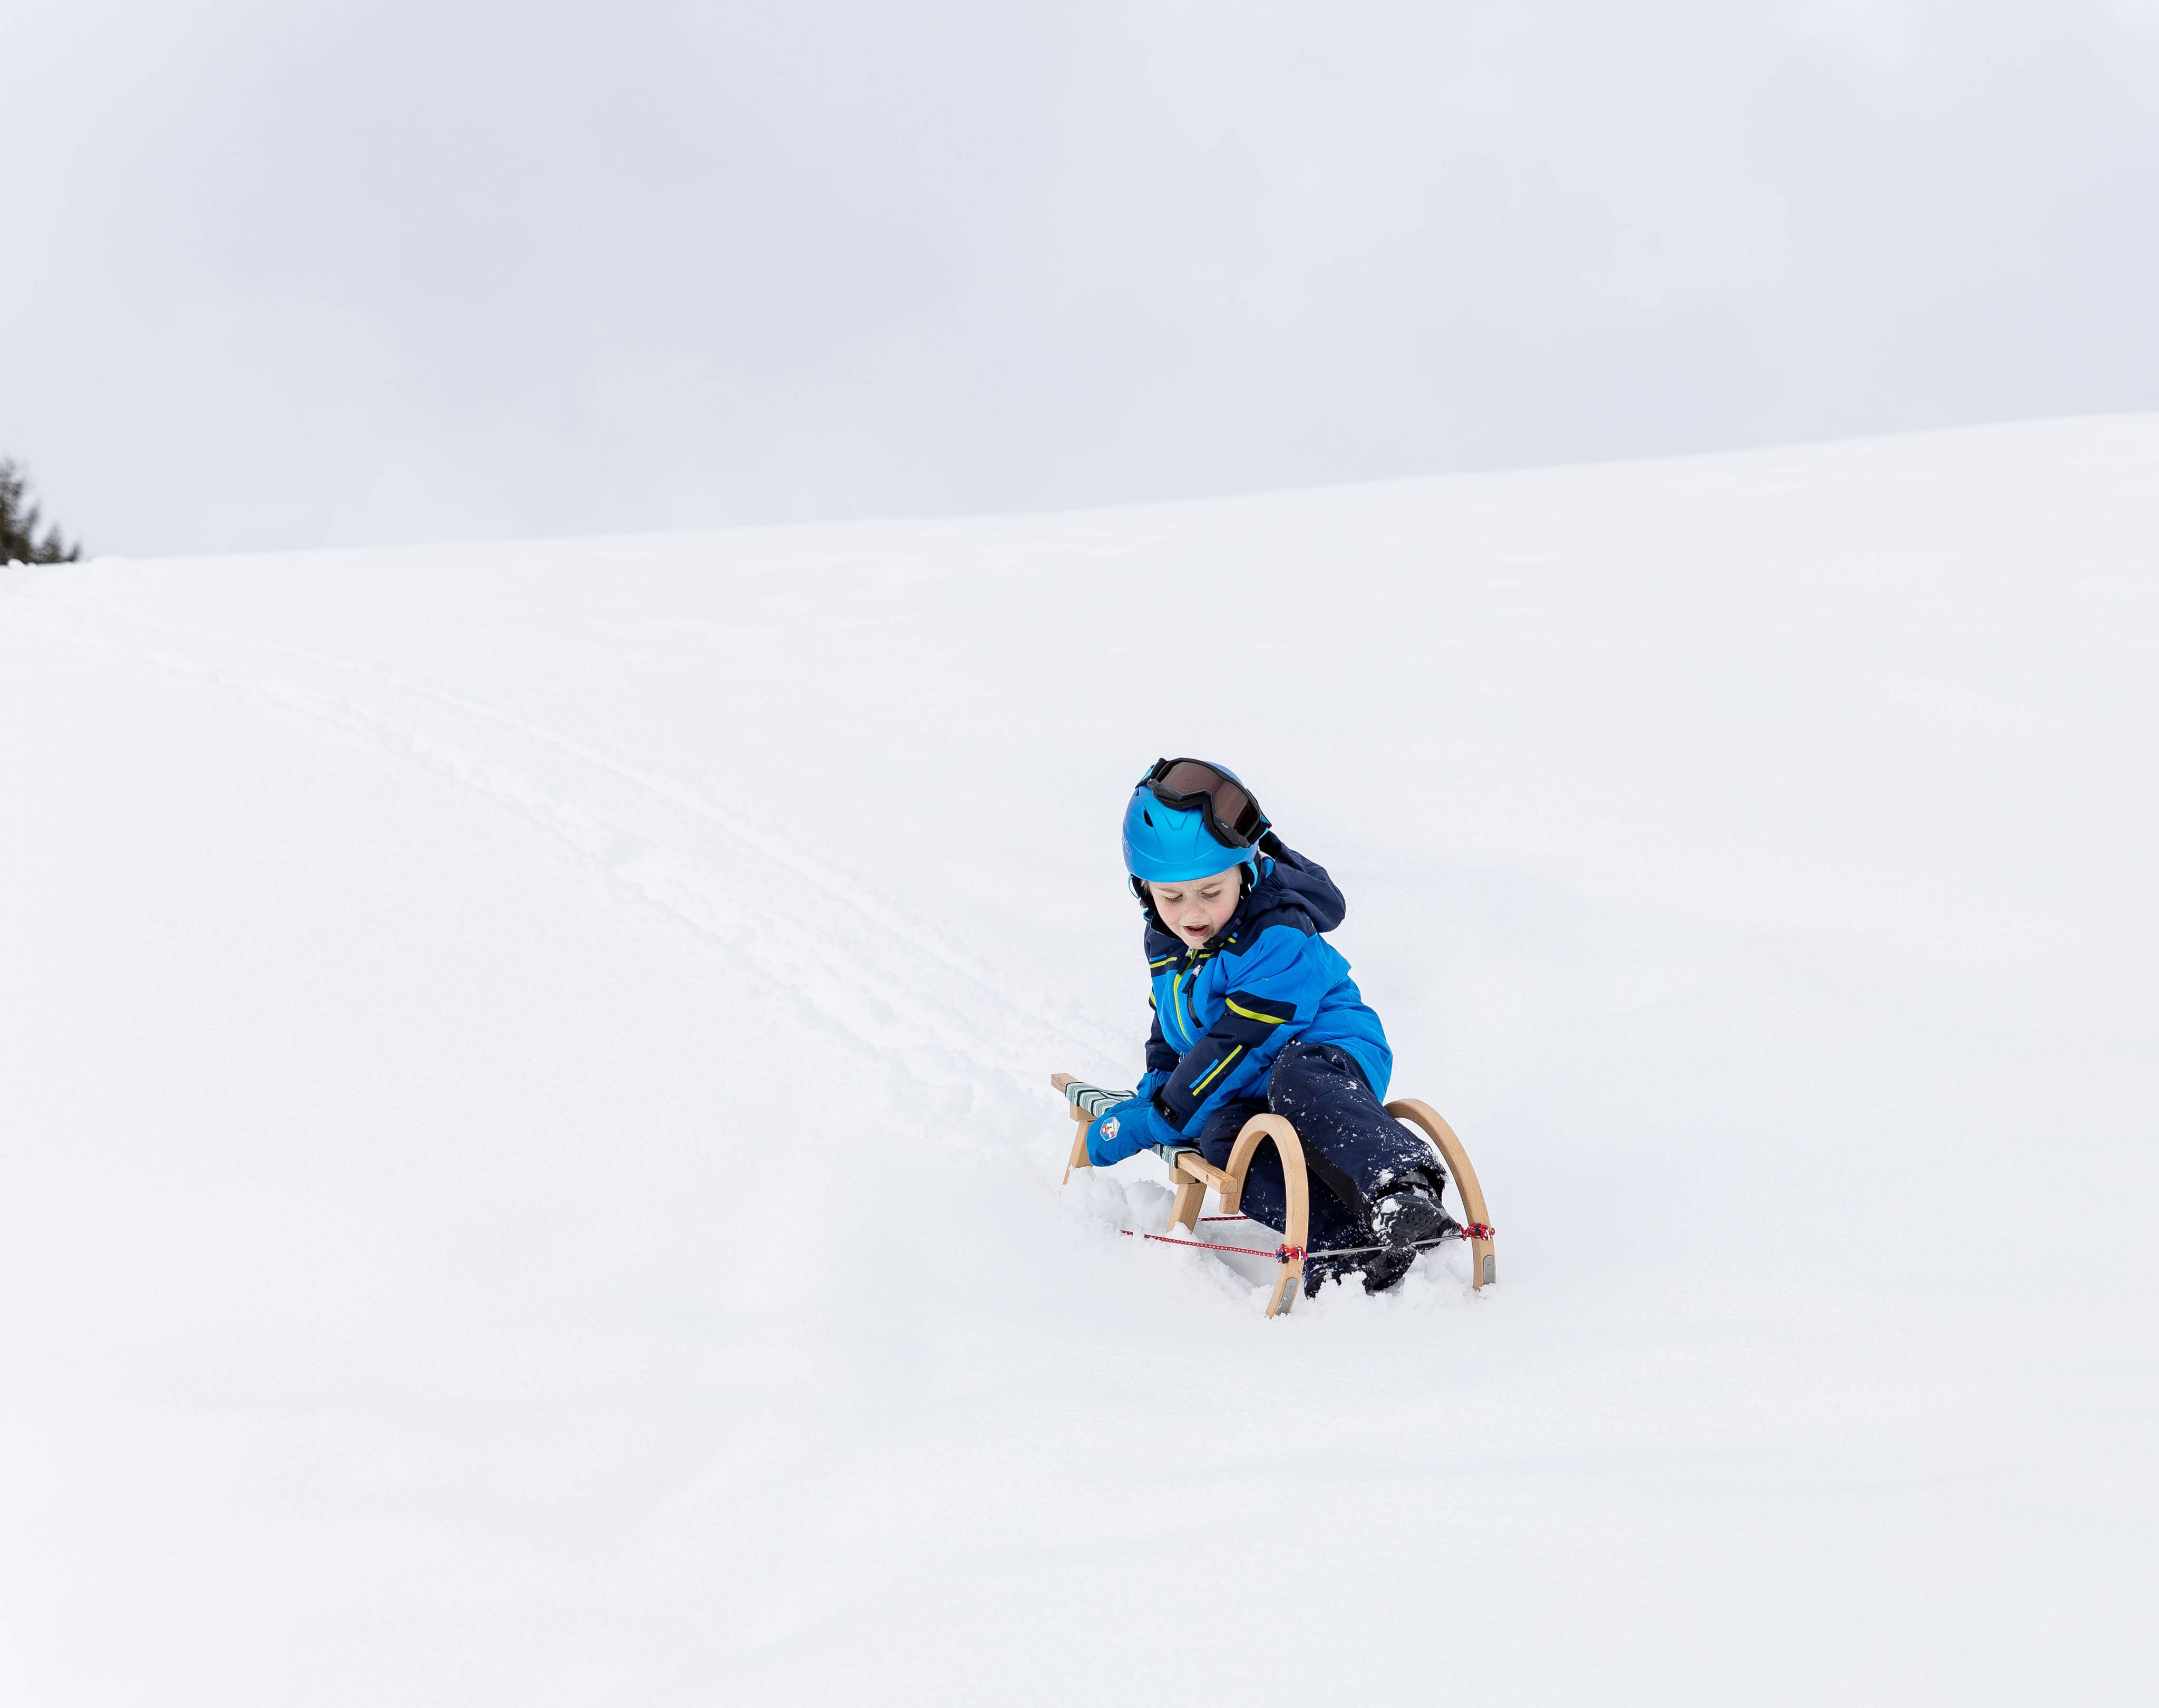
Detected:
[1085,757,1458,1295]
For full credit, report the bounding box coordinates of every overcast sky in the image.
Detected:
[9,0,2159,556]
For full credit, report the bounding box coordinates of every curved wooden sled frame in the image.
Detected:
[1385,1099,1496,1290]
[1053,1073,1309,1316]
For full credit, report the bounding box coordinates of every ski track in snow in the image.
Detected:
[14,579,1116,1169]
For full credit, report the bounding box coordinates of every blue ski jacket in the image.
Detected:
[1089,841,1392,1166]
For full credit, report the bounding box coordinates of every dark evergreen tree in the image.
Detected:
[1,458,83,564]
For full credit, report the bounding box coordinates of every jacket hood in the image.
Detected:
[1257,835,1346,933]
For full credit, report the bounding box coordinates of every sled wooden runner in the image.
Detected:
[1385,1099,1496,1289]
[1052,1073,1496,1314]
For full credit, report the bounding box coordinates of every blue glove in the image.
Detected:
[1086,1094,1179,1167]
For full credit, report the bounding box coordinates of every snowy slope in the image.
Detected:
[3,417,2156,1705]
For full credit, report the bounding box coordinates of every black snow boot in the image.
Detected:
[1357,1182,1459,1294]
[1300,1252,1354,1299]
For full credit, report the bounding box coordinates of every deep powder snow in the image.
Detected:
[3,417,2155,1704]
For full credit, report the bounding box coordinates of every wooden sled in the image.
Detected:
[1053,1073,1495,1316]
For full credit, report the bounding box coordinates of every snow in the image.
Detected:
[3,415,2156,1703]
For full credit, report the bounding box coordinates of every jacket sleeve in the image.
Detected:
[1153,924,1328,1134]
[1143,1004,1178,1078]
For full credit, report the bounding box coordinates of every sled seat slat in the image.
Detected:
[1165,1150,1233,1191]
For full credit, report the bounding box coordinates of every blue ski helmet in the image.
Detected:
[1122,760,1263,884]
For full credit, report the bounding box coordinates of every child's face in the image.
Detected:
[1148,867,1243,948]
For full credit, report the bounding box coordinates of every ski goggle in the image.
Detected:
[1141,757,1270,850]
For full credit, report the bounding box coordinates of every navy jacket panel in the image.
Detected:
[1143,1005,1178,1078]
[1259,836,1347,931]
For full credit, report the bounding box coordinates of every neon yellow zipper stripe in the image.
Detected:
[1223,998,1288,1025]
[1191,1044,1244,1095]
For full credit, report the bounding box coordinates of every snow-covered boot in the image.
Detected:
[1358,1182,1458,1294]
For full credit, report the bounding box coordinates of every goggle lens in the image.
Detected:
[1145,759,1266,847]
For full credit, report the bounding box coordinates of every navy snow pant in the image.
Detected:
[1193,1040,1447,1253]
